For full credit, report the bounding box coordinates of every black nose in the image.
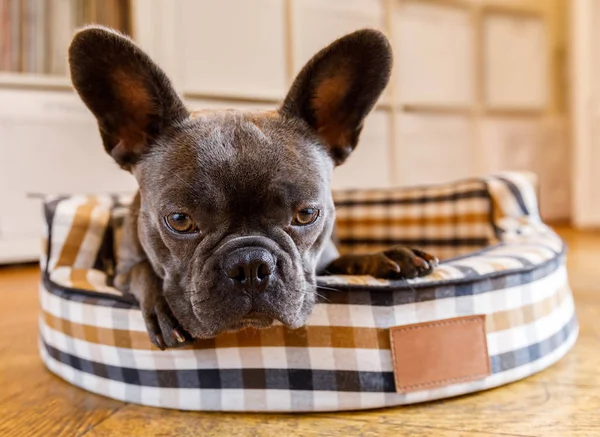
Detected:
[223,247,275,293]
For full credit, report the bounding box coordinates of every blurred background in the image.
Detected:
[0,0,591,264]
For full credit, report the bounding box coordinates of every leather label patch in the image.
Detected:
[389,315,491,393]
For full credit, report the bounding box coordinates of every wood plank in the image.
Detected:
[84,405,526,437]
[0,265,49,403]
[0,378,125,437]
[324,379,600,437]
[1,227,600,435]
[0,266,127,436]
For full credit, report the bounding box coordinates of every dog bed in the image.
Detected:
[38,172,577,412]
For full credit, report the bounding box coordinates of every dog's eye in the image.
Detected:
[292,208,320,226]
[164,213,198,234]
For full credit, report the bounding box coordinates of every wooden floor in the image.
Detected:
[0,226,599,437]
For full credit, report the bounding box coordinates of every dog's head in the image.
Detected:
[68,26,392,337]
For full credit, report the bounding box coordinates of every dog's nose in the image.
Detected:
[223,247,275,293]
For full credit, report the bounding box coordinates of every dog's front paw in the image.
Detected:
[380,247,438,279]
[140,292,191,350]
[327,247,438,279]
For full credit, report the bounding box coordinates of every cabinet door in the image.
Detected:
[483,13,548,110]
[395,114,473,186]
[480,118,539,174]
[180,0,287,100]
[571,0,600,226]
[331,110,392,190]
[481,117,570,221]
[292,0,385,73]
[394,1,474,106]
[0,89,137,247]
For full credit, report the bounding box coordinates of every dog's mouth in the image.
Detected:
[224,312,275,332]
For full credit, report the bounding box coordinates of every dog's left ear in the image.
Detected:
[280,29,392,165]
[68,26,188,170]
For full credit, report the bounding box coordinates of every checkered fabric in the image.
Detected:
[38,172,577,412]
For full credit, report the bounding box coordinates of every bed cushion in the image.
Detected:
[38,171,577,412]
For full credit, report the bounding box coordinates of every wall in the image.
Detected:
[0,0,572,262]
[134,0,571,220]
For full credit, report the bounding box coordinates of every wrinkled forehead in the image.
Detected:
[138,109,333,206]
[189,109,331,176]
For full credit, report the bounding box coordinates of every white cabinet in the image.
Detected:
[179,0,287,100]
[292,0,385,72]
[396,114,473,186]
[332,110,392,189]
[0,89,137,262]
[570,0,600,227]
[483,13,548,110]
[480,117,570,221]
[0,0,571,262]
[394,1,475,106]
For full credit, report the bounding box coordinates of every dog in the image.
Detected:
[68,26,438,349]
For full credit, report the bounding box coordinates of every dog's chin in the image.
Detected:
[223,313,275,332]
[190,307,311,338]
[182,278,317,338]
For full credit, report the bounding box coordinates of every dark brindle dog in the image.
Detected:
[68,26,438,349]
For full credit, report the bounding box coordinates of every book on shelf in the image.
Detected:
[0,0,131,76]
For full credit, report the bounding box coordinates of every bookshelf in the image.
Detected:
[0,0,131,77]
[0,72,71,89]
[0,0,137,263]
[0,0,569,263]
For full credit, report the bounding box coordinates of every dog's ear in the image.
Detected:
[69,26,188,170]
[280,29,392,165]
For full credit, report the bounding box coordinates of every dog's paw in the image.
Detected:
[140,294,191,350]
[380,247,438,279]
[327,247,438,279]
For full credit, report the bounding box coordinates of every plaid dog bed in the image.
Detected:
[38,172,577,412]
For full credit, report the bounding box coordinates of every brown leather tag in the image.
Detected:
[389,315,491,393]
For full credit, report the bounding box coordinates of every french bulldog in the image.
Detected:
[68,26,438,349]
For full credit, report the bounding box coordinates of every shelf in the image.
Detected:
[0,237,40,264]
[0,73,73,91]
[183,90,282,105]
[484,107,545,117]
[401,103,474,115]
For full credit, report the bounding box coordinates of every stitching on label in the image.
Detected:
[389,315,490,392]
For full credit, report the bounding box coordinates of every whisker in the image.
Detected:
[316,284,340,292]
[315,292,331,303]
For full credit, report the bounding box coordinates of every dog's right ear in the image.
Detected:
[280,29,392,166]
[69,26,188,170]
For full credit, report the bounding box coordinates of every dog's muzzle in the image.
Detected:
[221,246,276,294]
